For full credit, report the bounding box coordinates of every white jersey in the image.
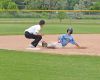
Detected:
[25,24,41,35]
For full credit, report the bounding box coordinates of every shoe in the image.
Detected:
[26,44,40,50]
[28,44,35,48]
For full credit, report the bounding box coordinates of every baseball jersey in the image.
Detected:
[58,34,76,46]
[25,24,41,35]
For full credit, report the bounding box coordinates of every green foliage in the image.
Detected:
[0,0,99,10]
[58,12,67,22]
[7,1,18,9]
[74,0,92,10]
[90,2,100,10]
[0,0,99,20]
[0,0,18,9]
[67,0,79,10]
[25,0,67,10]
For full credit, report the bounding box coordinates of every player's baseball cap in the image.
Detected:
[39,20,45,25]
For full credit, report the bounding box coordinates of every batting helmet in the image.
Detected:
[67,28,73,34]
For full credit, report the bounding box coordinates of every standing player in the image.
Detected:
[25,20,45,49]
[41,28,80,49]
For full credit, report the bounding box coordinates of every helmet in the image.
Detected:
[67,28,73,34]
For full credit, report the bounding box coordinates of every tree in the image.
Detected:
[25,0,67,10]
[66,0,79,10]
[78,0,86,10]
[13,0,26,9]
[90,2,100,10]
[8,2,18,9]
[73,0,85,19]
[84,0,92,9]
[0,0,18,10]
[58,12,66,22]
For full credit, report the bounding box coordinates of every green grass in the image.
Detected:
[0,18,99,24]
[0,23,100,35]
[0,18,100,80]
[0,49,100,80]
[0,18,100,35]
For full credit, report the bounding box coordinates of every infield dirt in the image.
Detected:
[0,34,100,56]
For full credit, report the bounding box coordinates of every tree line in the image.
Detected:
[0,0,100,10]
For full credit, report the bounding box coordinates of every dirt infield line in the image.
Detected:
[0,34,100,56]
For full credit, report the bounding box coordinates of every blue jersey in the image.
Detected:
[58,34,76,46]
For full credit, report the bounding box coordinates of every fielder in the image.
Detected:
[24,20,45,49]
[41,28,80,49]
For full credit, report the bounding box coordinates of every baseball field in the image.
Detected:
[0,18,100,80]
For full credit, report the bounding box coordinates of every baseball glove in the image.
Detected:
[42,41,48,47]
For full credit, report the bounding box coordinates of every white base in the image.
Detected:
[26,47,41,50]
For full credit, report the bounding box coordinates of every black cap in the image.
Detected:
[39,20,45,25]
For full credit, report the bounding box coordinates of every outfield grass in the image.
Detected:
[0,18,100,24]
[0,18,100,80]
[0,49,100,80]
[0,18,100,35]
[0,23,100,35]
